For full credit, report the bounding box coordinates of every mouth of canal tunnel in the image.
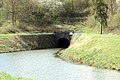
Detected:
[57,38,70,48]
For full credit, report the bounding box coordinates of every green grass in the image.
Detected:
[0,72,31,80]
[0,33,53,37]
[59,34,120,70]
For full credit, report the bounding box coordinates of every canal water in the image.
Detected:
[0,48,120,80]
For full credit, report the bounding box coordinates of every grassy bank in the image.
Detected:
[0,22,84,34]
[0,34,31,53]
[59,34,120,71]
[0,33,56,53]
[0,72,31,80]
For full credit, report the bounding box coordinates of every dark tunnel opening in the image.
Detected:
[57,38,70,48]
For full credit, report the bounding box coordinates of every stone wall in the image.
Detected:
[19,34,56,49]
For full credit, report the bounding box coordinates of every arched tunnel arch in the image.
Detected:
[57,38,70,48]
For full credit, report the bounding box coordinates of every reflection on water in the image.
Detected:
[0,48,120,80]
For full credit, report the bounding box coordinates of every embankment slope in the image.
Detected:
[0,34,56,53]
[59,34,120,71]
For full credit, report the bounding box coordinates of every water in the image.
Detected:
[0,48,120,80]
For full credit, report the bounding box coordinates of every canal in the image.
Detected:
[0,48,120,80]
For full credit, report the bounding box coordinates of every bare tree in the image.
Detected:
[0,0,4,11]
[106,0,116,15]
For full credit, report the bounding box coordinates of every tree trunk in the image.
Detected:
[2,0,4,11]
[11,0,15,25]
[100,23,103,34]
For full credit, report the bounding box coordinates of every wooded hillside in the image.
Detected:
[0,0,120,34]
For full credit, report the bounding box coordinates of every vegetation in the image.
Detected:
[0,72,31,80]
[59,34,120,71]
[0,0,120,34]
[85,0,120,34]
[90,0,108,34]
[0,0,89,33]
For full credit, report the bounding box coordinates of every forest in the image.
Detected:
[0,0,120,34]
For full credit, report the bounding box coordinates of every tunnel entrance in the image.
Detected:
[57,38,70,48]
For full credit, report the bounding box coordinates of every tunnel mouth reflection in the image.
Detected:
[57,38,70,48]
